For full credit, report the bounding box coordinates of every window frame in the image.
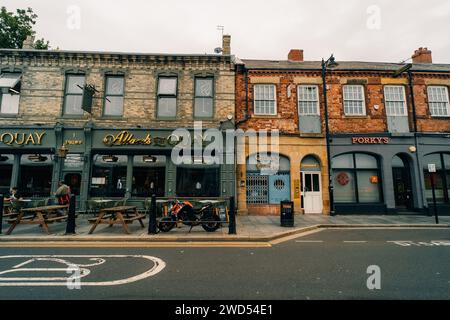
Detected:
[253,84,277,116]
[0,72,22,116]
[427,86,450,117]
[156,76,178,119]
[297,85,320,116]
[384,85,408,116]
[103,75,125,117]
[343,85,367,116]
[194,76,215,119]
[63,73,86,116]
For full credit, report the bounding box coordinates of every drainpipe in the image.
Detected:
[407,70,426,213]
[322,60,335,215]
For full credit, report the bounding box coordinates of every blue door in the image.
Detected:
[268,174,291,204]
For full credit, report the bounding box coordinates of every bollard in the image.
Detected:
[228,196,237,235]
[148,194,157,234]
[65,195,76,234]
[0,194,4,234]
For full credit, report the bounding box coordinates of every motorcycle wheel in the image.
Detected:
[158,216,176,233]
[201,214,221,232]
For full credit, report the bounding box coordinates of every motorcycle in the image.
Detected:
[157,200,221,233]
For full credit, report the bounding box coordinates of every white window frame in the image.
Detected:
[384,85,407,116]
[343,85,366,116]
[298,85,320,116]
[254,84,277,116]
[0,73,21,115]
[427,86,450,117]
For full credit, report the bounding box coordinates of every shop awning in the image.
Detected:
[0,73,21,89]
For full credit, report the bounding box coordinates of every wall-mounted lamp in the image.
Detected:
[57,144,69,159]
[409,146,417,153]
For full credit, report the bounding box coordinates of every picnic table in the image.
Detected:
[88,205,145,234]
[5,205,69,235]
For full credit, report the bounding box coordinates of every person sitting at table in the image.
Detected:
[5,187,23,202]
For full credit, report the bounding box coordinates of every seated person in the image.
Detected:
[5,187,23,202]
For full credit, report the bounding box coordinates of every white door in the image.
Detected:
[302,172,323,214]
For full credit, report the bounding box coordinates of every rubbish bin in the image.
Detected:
[280,200,294,227]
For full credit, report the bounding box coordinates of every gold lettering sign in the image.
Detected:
[352,137,389,145]
[0,132,46,147]
[65,140,83,145]
[103,131,152,147]
[294,179,301,199]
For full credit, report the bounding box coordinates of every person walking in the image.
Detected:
[55,181,71,205]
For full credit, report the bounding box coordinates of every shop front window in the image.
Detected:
[0,154,13,194]
[176,166,220,197]
[132,156,166,197]
[91,155,127,198]
[332,153,382,204]
[19,154,53,197]
[423,153,450,204]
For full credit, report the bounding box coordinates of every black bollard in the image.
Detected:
[228,196,237,235]
[0,194,4,234]
[65,195,76,234]
[148,194,157,234]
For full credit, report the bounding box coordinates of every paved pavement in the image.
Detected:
[0,228,449,300]
[1,214,449,242]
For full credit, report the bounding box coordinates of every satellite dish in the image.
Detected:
[214,47,223,54]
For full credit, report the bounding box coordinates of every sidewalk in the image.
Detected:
[1,214,449,242]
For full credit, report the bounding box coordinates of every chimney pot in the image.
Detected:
[412,47,432,64]
[288,49,304,62]
[222,35,231,55]
[22,35,35,49]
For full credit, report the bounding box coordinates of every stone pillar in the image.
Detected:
[166,159,176,197]
[10,154,21,189]
[125,155,133,198]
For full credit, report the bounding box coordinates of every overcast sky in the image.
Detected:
[3,0,450,63]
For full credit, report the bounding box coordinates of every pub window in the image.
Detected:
[384,86,407,116]
[0,72,21,115]
[332,153,382,204]
[104,76,124,116]
[90,155,127,197]
[19,154,53,197]
[343,85,366,116]
[423,153,450,204]
[176,166,220,197]
[157,77,177,118]
[132,156,166,197]
[427,86,450,117]
[254,84,277,115]
[64,74,86,115]
[298,85,319,115]
[0,154,13,194]
[194,77,214,118]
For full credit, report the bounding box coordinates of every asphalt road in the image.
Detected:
[0,228,449,300]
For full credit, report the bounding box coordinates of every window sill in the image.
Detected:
[59,115,88,120]
[252,114,279,118]
[430,115,450,119]
[0,113,20,118]
[99,116,126,120]
[341,115,369,119]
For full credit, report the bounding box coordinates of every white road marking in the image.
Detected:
[295,240,324,243]
[0,255,166,286]
[343,241,367,243]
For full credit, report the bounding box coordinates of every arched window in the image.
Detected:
[423,153,450,204]
[332,153,382,204]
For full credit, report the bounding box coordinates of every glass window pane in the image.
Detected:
[176,167,220,197]
[423,154,443,170]
[424,172,445,204]
[91,155,127,197]
[19,154,53,197]
[332,154,354,169]
[106,77,124,95]
[104,96,124,116]
[158,77,177,95]
[194,97,213,117]
[65,95,83,115]
[333,170,356,203]
[158,97,177,117]
[66,75,85,94]
[305,174,312,192]
[355,154,378,169]
[0,93,19,114]
[63,154,84,170]
[357,171,381,203]
[313,174,320,192]
[0,155,13,194]
[443,154,450,170]
[195,78,213,97]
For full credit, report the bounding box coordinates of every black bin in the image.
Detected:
[280,200,294,227]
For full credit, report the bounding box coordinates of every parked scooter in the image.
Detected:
[158,200,221,233]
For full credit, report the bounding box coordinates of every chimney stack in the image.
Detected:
[412,47,432,64]
[222,34,231,55]
[22,35,35,49]
[288,49,304,62]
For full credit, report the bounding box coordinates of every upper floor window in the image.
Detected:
[194,77,214,118]
[343,85,366,116]
[384,86,407,116]
[298,85,319,115]
[427,86,450,117]
[254,84,276,115]
[157,77,177,118]
[64,74,85,115]
[104,76,124,116]
[0,72,21,115]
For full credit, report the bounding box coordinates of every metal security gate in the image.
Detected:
[247,173,290,205]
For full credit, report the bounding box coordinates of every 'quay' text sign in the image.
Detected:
[0,132,46,147]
